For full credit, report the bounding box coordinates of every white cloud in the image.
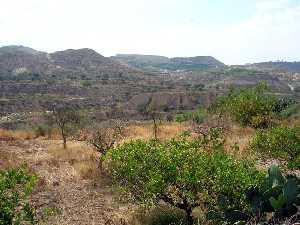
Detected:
[0,0,299,64]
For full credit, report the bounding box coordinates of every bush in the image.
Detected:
[175,108,206,124]
[273,97,296,114]
[134,206,188,225]
[209,83,289,128]
[33,124,49,137]
[81,80,92,87]
[105,133,264,224]
[0,168,37,224]
[279,103,300,119]
[250,127,300,169]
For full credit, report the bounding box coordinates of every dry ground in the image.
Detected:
[0,138,137,225]
[0,122,189,225]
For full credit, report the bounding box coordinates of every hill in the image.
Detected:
[243,61,300,73]
[0,46,138,81]
[0,45,295,127]
[113,54,226,71]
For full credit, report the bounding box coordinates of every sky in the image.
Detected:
[0,0,300,65]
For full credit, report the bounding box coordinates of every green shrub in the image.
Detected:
[250,127,300,169]
[175,108,206,124]
[105,134,264,224]
[174,114,186,123]
[134,206,188,225]
[209,83,288,128]
[279,103,300,119]
[33,124,48,137]
[81,80,92,87]
[273,97,296,114]
[0,168,37,225]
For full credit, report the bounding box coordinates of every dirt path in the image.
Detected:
[0,139,134,225]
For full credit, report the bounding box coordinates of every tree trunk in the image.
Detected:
[99,156,104,174]
[185,208,194,225]
[63,136,67,149]
[61,128,67,149]
[152,116,158,140]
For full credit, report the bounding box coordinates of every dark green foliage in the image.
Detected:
[192,83,205,91]
[81,80,92,87]
[137,103,148,114]
[250,127,300,169]
[33,124,49,137]
[175,108,206,124]
[279,103,300,119]
[210,83,288,128]
[0,168,37,225]
[223,68,262,76]
[0,73,41,82]
[134,206,188,225]
[245,165,300,223]
[273,97,296,114]
[105,132,264,224]
[156,63,209,71]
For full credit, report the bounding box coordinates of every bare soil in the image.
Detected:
[0,139,135,225]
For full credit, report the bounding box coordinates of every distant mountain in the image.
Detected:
[0,45,42,55]
[243,61,300,73]
[0,45,138,80]
[113,54,226,71]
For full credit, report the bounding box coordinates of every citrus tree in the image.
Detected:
[209,83,291,128]
[105,130,264,224]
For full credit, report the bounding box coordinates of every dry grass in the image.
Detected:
[46,140,100,179]
[0,151,21,170]
[42,122,189,180]
[124,122,189,142]
[224,125,255,158]
[45,128,64,140]
[0,128,36,140]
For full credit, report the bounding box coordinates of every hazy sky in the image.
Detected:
[0,0,300,64]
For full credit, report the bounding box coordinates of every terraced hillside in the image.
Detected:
[0,46,297,128]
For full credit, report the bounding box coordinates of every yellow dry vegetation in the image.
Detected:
[46,140,100,179]
[0,128,35,140]
[224,125,255,158]
[124,122,188,142]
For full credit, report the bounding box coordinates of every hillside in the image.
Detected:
[0,45,138,81]
[242,61,300,73]
[0,45,296,128]
[113,54,226,71]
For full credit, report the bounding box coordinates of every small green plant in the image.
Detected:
[81,80,92,87]
[175,108,206,124]
[0,168,37,225]
[33,124,49,138]
[134,206,188,225]
[250,126,300,169]
[105,132,264,225]
[40,207,61,223]
[279,103,300,119]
